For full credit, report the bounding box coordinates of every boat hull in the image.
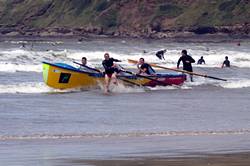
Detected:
[42,62,186,89]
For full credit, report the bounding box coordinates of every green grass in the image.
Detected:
[0,0,249,32]
[157,4,183,18]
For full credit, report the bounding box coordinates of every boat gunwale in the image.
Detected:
[42,61,186,79]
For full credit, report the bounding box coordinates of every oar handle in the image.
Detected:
[205,75,227,81]
[121,69,167,86]
[73,61,83,66]
[128,59,227,82]
[73,61,101,73]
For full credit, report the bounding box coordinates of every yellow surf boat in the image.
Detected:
[42,62,186,89]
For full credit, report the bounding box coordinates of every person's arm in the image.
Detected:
[137,64,145,74]
[137,67,143,74]
[148,65,155,73]
[102,61,109,70]
[137,63,141,70]
[221,61,225,68]
[197,60,200,64]
[112,58,122,62]
[141,68,147,73]
[177,57,182,68]
[190,56,195,63]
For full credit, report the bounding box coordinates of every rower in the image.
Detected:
[78,57,100,73]
[137,58,156,75]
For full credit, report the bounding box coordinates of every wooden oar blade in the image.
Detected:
[128,59,138,64]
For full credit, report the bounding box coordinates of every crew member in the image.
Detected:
[177,50,195,82]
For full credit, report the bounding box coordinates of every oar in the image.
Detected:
[128,59,227,81]
[73,61,101,72]
[120,69,168,86]
[74,61,150,88]
[117,76,150,90]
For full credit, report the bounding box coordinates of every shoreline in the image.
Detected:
[64,152,250,166]
[1,33,250,43]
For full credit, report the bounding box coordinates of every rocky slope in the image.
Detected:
[0,0,249,38]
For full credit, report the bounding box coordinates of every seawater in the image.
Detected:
[0,37,250,166]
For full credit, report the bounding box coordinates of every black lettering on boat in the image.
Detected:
[59,73,71,83]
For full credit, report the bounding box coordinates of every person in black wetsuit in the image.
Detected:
[221,56,230,68]
[155,49,166,60]
[177,50,195,82]
[137,58,155,75]
[197,56,205,65]
[102,53,121,93]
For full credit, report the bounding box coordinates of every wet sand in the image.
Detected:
[67,152,250,166]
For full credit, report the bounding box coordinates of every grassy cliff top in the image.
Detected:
[0,0,249,37]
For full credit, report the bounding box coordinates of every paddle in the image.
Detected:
[128,59,227,81]
[120,69,168,86]
[117,77,150,90]
[73,61,101,72]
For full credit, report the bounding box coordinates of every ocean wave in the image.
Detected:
[1,77,249,94]
[219,79,250,89]
[0,63,42,72]
[4,40,64,45]
[1,129,249,141]
[0,82,76,94]
[1,46,250,72]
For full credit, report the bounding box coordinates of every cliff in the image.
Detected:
[0,0,249,38]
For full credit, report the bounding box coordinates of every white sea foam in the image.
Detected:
[219,79,250,89]
[1,42,250,73]
[0,82,73,94]
[109,82,146,93]
[0,63,42,72]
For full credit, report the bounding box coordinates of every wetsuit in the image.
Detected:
[223,60,230,67]
[140,63,155,75]
[197,58,205,64]
[102,58,121,77]
[156,50,165,60]
[177,55,195,72]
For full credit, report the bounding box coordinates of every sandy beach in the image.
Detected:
[67,152,250,166]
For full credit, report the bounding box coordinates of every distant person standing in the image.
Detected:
[177,50,195,82]
[221,56,230,68]
[155,49,166,60]
[197,56,205,65]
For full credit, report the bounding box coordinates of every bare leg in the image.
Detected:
[112,72,118,85]
[104,74,111,93]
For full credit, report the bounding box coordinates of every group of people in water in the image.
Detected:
[78,49,230,93]
[197,55,230,68]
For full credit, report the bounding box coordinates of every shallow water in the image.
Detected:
[0,37,250,165]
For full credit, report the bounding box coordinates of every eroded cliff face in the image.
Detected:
[0,0,249,38]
